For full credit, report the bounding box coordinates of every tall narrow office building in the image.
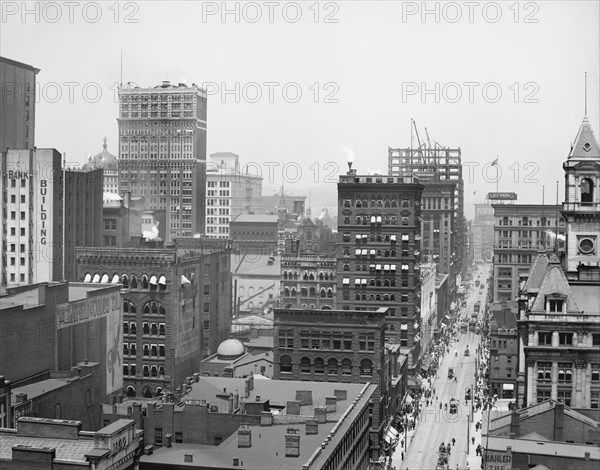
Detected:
[117,80,207,241]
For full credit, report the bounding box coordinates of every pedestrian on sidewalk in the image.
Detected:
[401,451,404,460]
[472,436,475,445]
[452,437,456,446]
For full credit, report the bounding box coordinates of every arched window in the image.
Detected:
[321,305,332,310]
[327,288,333,298]
[141,275,149,289]
[342,359,352,375]
[130,275,138,289]
[151,366,158,377]
[126,385,136,397]
[360,359,373,376]
[123,364,129,376]
[155,387,163,397]
[301,287,308,297]
[581,178,594,205]
[285,303,293,308]
[502,217,509,226]
[283,271,288,280]
[303,271,309,280]
[143,386,152,398]
[294,271,299,280]
[121,274,129,288]
[284,287,291,297]
[327,358,338,375]
[280,355,292,373]
[291,288,297,297]
[320,288,326,298]
[314,358,325,374]
[319,272,324,281]
[301,357,311,373]
[309,287,316,297]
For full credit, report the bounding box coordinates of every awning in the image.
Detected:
[502,383,514,390]
[369,264,375,270]
[387,427,399,439]
[402,234,409,241]
[376,264,382,270]
[390,235,397,242]
[355,279,361,285]
[361,279,367,285]
[343,278,350,285]
[405,394,414,404]
[400,324,408,330]
[370,249,376,256]
[402,264,409,270]
[361,249,368,256]
[384,264,390,271]
[158,275,167,285]
[376,216,382,224]
[111,274,120,284]
[181,275,191,285]
[149,275,158,285]
[84,273,92,283]
[355,249,361,255]
[92,274,100,283]
[450,302,457,310]
[371,216,376,224]
[355,234,361,240]
[391,265,397,271]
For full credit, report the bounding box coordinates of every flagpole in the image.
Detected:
[496,155,499,194]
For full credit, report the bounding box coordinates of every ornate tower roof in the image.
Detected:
[567,116,600,161]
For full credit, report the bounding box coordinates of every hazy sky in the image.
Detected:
[2,0,599,219]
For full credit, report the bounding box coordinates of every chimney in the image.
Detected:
[184,453,193,463]
[325,396,337,412]
[285,427,300,457]
[305,420,318,435]
[554,402,564,441]
[260,411,273,426]
[229,394,234,413]
[286,400,301,415]
[144,445,154,455]
[255,395,261,402]
[509,409,519,438]
[193,372,200,382]
[238,425,252,448]
[244,376,254,398]
[314,407,327,424]
[164,434,172,448]
[333,389,347,401]
[233,457,239,466]
[295,390,313,406]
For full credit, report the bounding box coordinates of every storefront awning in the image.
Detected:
[405,394,414,404]
[502,383,514,390]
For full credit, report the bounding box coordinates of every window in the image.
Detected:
[549,299,564,313]
[280,355,292,373]
[300,357,311,373]
[155,428,163,445]
[314,358,324,374]
[591,364,599,382]
[327,358,338,375]
[360,359,372,376]
[538,332,552,346]
[537,389,551,403]
[537,362,552,382]
[559,333,572,346]
[175,432,183,443]
[593,334,600,347]
[591,392,599,409]
[342,359,352,375]
[557,391,571,406]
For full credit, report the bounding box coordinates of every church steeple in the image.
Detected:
[567,116,600,161]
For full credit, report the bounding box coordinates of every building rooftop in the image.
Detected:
[233,254,281,277]
[0,56,40,73]
[11,379,71,403]
[0,282,117,310]
[529,256,581,312]
[142,380,376,469]
[523,251,550,292]
[568,116,600,160]
[231,214,279,224]
[485,435,600,460]
[0,433,95,463]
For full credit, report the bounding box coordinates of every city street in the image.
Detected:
[392,264,490,470]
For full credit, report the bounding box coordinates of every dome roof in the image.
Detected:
[84,137,118,170]
[216,339,245,358]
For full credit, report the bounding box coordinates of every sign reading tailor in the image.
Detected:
[487,192,517,200]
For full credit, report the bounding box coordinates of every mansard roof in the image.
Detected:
[529,254,581,313]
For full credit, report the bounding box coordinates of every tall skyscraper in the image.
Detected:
[388,140,466,304]
[117,80,207,241]
[336,163,424,368]
[0,57,39,153]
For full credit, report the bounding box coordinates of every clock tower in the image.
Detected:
[561,116,600,281]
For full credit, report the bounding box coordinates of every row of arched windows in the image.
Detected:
[343,198,411,208]
[125,384,163,398]
[283,287,334,298]
[123,300,166,316]
[282,271,335,281]
[279,356,373,376]
[83,273,168,291]
[283,304,333,310]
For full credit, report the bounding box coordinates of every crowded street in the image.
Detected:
[391,263,492,470]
